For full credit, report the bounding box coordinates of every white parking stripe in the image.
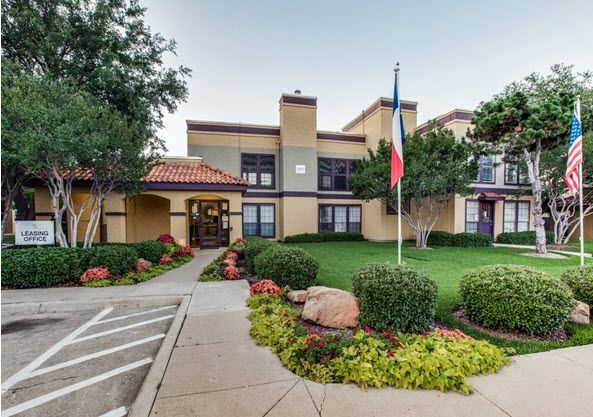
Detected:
[69,315,175,344]
[2,358,152,417]
[96,305,177,325]
[1,308,113,394]
[98,406,127,417]
[28,334,166,378]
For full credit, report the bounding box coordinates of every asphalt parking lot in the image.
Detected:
[1,305,178,417]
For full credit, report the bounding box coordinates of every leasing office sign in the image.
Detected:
[15,221,55,245]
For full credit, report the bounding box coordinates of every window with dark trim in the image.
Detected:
[504,157,530,185]
[503,201,530,233]
[465,200,480,233]
[243,203,275,238]
[242,154,275,189]
[318,158,358,191]
[474,155,495,183]
[319,205,361,233]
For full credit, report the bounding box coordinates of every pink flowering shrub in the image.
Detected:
[226,251,239,262]
[250,279,281,296]
[434,328,474,340]
[157,234,176,244]
[80,266,112,284]
[235,237,247,244]
[160,255,173,265]
[179,246,195,258]
[137,261,151,271]
[224,265,240,280]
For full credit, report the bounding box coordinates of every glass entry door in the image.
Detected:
[188,200,229,248]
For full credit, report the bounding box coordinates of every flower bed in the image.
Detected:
[199,238,247,282]
[246,288,513,395]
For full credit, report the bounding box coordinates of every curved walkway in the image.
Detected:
[150,280,593,417]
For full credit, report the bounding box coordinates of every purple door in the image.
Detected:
[478,201,494,236]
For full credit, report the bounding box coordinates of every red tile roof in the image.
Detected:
[479,192,504,199]
[147,163,250,186]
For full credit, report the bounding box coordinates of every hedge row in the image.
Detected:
[1,240,167,288]
[426,231,493,248]
[284,232,364,243]
[496,231,555,245]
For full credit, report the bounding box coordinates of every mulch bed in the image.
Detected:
[548,244,579,252]
[452,309,569,342]
[518,251,568,259]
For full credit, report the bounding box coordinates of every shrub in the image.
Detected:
[81,245,138,276]
[114,277,136,286]
[250,279,281,296]
[284,232,364,243]
[157,234,176,244]
[1,247,85,288]
[245,237,277,273]
[80,266,112,284]
[561,265,593,306]
[352,263,438,332]
[164,243,174,255]
[226,251,239,262]
[496,231,555,245]
[200,274,225,282]
[224,265,240,280]
[160,255,173,265]
[254,245,319,290]
[132,240,166,264]
[453,232,493,248]
[460,264,575,335]
[137,261,150,271]
[84,279,112,287]
[426,231,454,247]
[179,246,194,258]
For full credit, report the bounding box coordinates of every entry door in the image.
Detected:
[199,201,220,247]
[478,201,494,236]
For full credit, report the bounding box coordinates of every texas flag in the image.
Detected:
[391,72,406,188]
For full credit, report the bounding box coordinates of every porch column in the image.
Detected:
[170,200,187,244]
[104,193,127,243]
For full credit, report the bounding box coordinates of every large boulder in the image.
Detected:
[570,300,590,325]
[287,290,308,303]
[302,286,360,329]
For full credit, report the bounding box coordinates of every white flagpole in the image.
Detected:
[577,96,584,266]
[394,63,402,265]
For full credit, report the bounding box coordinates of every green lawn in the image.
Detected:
[289,241,593,355]
[568,240,593,254]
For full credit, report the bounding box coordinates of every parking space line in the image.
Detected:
[28,334,166,379]
[2,358,153,417]
[1,308,113,394]
[98,406,127,417]
[96,305,177,325]
[69,315,175,344]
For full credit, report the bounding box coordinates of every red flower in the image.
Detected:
[364,327,371,332]
[307,342,312,347]
[318,342,324,347]
[275,288,281,296]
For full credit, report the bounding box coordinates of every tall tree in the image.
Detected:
[348,126,480,248]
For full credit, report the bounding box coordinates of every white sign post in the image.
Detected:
[15,221,56,245]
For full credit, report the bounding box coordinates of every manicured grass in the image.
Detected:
[2,234,15,244]
[288,241,593,355]
[568,240,593,254]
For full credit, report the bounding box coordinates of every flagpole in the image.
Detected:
[577,96,584,266]
[395,63,402,265]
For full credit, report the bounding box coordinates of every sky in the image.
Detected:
[142,0,593,156]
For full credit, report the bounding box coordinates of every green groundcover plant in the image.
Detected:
[246,292,513,395]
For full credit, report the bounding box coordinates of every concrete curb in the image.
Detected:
[1,295,184,316]
[128,295,191,417]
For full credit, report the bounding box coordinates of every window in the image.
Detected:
[474,156,495,183]
[504,157,530,185]
[242,154,275,189]
[465,201,479,233]
[243,204,275,237]
[318,205,361,233]
[504,201,530,232]
[318,158,358,191]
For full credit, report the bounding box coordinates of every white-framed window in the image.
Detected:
[465,201,479,233]
[243,203,275,237]
[504,201,530,232]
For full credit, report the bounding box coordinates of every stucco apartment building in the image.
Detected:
[33,92,539,249]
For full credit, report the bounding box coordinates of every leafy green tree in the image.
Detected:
[348,126,480,248]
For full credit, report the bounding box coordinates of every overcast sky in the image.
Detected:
[142,0,593,156]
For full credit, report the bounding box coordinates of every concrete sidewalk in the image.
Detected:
[151,280,593,417]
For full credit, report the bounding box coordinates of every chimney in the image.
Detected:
[294,89,301,95]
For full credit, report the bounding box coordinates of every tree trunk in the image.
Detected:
[523,146,547,254]
[14,189,35,220]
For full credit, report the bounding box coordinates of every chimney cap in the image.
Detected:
[294,89,301,95]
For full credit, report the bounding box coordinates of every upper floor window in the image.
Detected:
[318,158,358,191]
[505,157,530,185]
[242,154,275,189]
[474,155,495,183]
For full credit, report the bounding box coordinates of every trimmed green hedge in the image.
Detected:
[80,245,138,276]
[561,265,593,306]
[453,232,493,248]
[352,263,438,332]
[427,231,454,247]
[132,240,166,264]
[244,237,277,273]
[460,264,575,335]
[254,245,319,290]
[496,231,555,245]
[284,232,365,243]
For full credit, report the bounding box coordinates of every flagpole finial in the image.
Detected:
[394,61,400,73]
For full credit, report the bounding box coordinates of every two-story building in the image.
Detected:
[32,91,539,248]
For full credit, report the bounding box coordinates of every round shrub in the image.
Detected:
[496,231,554,245]
[81,245,138,276]
[132,240,166,264]
[561,265,593,306]
[352,263,438,333]
[245,237,277,273]
[157,234,176,244]
[427,231,454,247]
[453,232,493,248]
[460,265,575,335]
[254,245,319,290]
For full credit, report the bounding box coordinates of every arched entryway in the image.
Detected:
[188,195,230,248]
[126,194,171,243]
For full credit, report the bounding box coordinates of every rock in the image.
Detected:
[138,258,152,267]
[570,300,590,325]
[287,290,308,303]
[302,286,360,329]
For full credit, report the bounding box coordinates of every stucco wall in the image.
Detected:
[125,194,171,243]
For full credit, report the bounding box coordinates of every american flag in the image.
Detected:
[566,103,582,193]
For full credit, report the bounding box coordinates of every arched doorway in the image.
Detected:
[188,196,229,248]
